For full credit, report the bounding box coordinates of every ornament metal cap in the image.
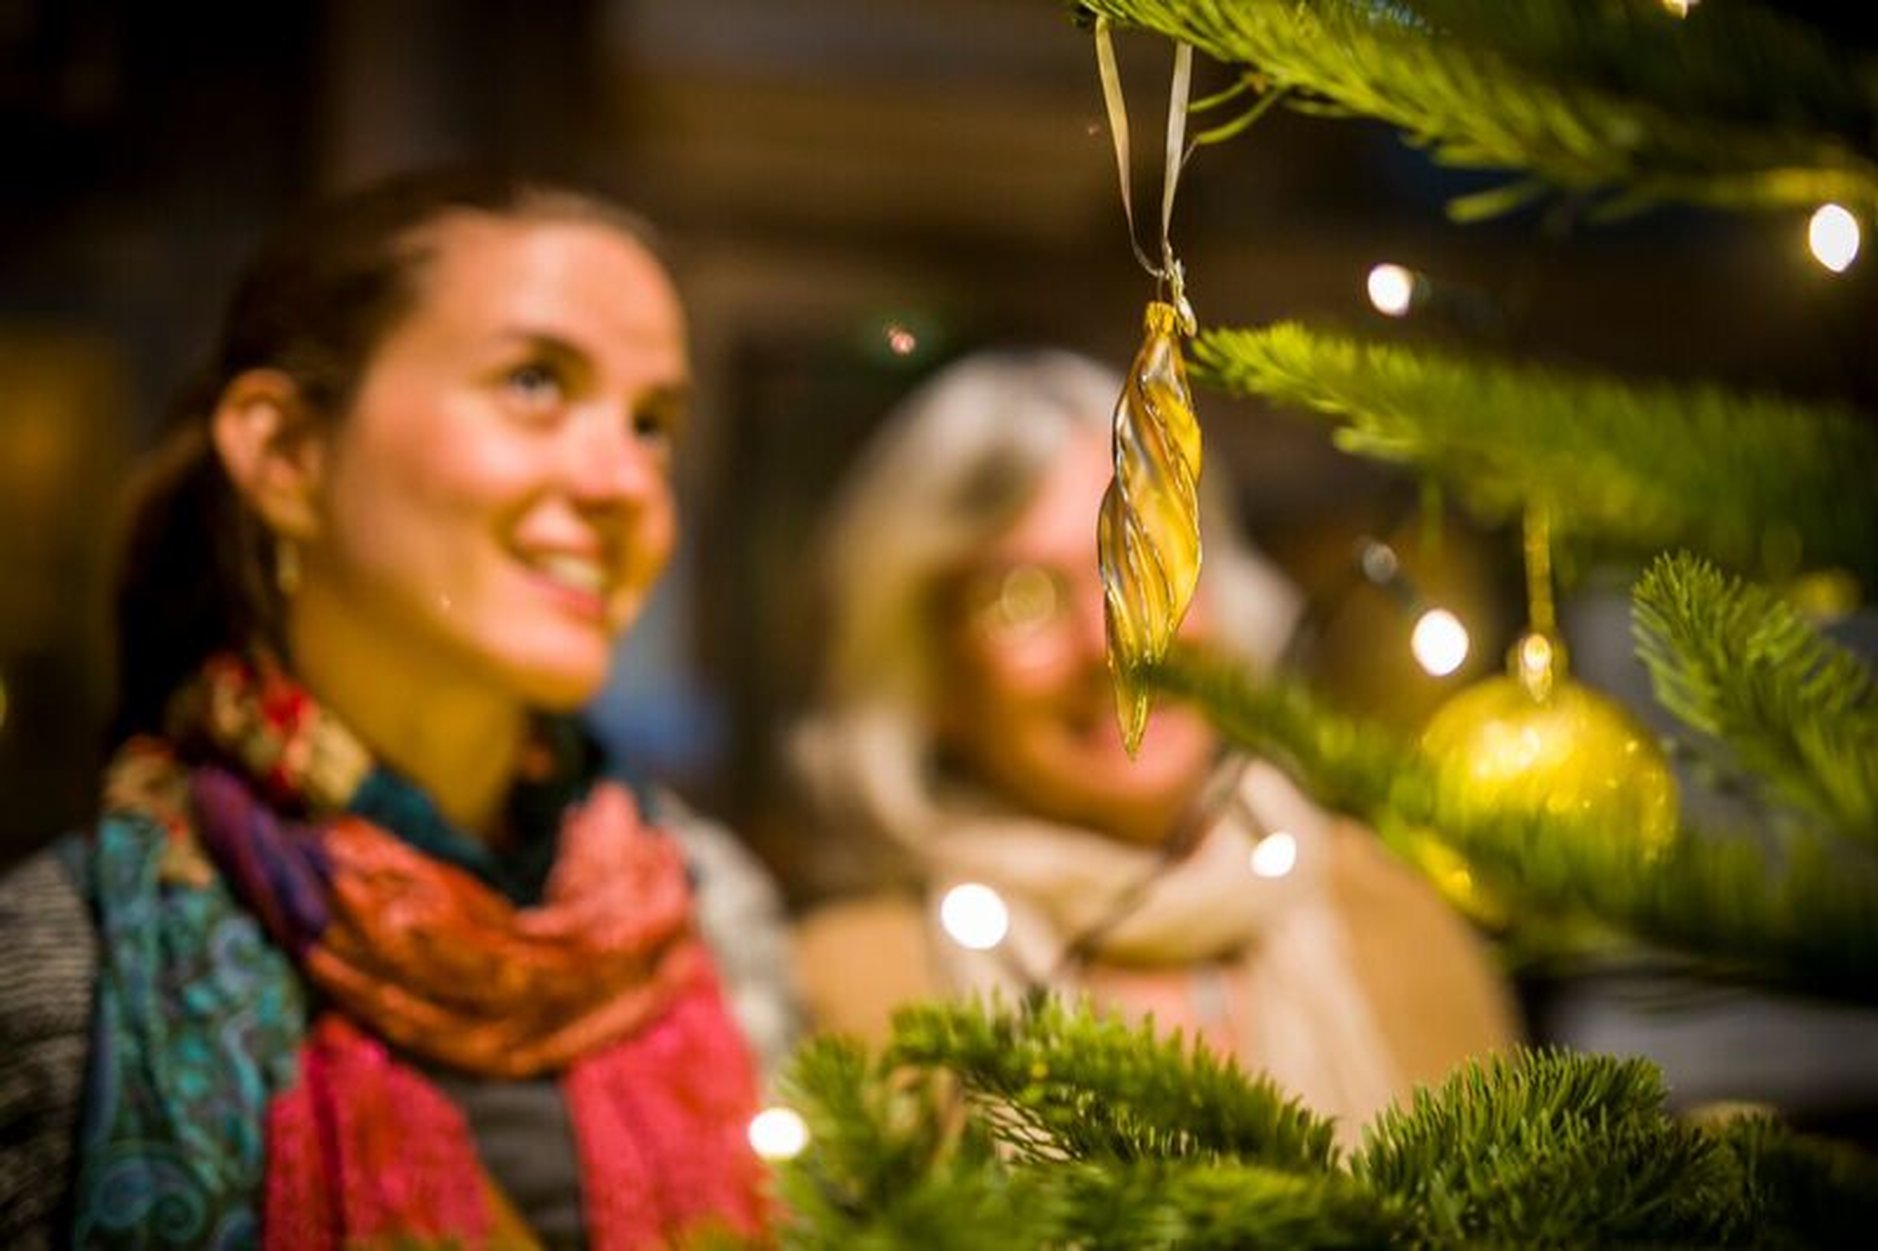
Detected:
[1511,630,1567,702]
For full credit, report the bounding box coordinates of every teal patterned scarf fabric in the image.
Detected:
[65,810,307,1247]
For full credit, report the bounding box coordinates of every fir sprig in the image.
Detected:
[1153,645,1412,817]
[1354,1050,1744,1246]
[774,1037,1068,1249]
[1151,647,1878,1000]
[1712,1115,1878,1245]
[1192,322,1878,581]
[1050,1157,1402,1249]
[1424,801,1878,1002]
[774,1004,1874,1246]
[1633,552,1878,846]
[775,1029,1393,1247]
[1076,0,1878,217]
[888,997,1338,1171]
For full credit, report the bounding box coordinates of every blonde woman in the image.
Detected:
[793,349,1516,1144]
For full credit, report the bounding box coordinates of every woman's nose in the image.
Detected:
[567,412,660,505]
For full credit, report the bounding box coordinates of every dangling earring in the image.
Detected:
[275,536,302,598]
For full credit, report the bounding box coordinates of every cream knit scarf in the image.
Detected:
[922,759,1400,1145]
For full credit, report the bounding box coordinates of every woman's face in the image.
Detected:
[298,214,685,711]
[933,426,1219,845]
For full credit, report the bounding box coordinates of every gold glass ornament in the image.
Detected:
[1091,18,1205,757]
[1099,298,1203,755]
[1412,506,1679,921]
[1420,631,1679,854]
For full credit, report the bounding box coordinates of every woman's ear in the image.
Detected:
[211,369,327,540]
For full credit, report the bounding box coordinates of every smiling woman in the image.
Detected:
[0,171,791,1250]
[791,349,1517,1148]
[249,211,687,820]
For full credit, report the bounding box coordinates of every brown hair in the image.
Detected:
[110,168,658,744]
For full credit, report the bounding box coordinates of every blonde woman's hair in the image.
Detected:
[793,348,1301,858]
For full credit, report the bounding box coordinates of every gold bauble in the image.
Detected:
[1413,632,1679,919]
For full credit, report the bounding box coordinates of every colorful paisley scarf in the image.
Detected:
[69,654,766,1249]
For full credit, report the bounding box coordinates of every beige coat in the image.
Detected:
[794,822,1517,1110]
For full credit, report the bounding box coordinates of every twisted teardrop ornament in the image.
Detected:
[1098,299,1203,755]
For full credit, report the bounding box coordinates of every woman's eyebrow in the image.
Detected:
[640,380,693,406]
[492,328,590,367]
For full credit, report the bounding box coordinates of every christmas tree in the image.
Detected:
[762,2,1878,1243]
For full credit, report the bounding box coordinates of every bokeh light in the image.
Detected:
[1250,831,1298,879]
[1411,608,1471,676]
[1358,539,1400,585]
[885,323,919,356]
[748,1106,810,1160]
[1366,263,1418,317]
[939,882,1010,950]
[1808,204,1860,273]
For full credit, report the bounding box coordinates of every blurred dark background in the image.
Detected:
[4,0,1875,899]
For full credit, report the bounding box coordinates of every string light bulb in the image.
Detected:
[747,1106,810,1160]
[939,882,1010,950]
[1411,608,1471,676]
[1808,204,1860,273]
[1661,0,1700,17]
[1366,263,1419,317]
[1249,831,1298,879]
[1358,539,1400,585]
[884,322,919,356]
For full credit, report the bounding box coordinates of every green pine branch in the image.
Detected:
[888,996,1338,1171]
[1076,0,1878,217]
[1418,799,1878,1003]
[1354,1049,1743,1246]
[1634,552,1878,846]
[774,1002,1875,1245]
[1154,647,1878,1001]
[1049,1157,1401,1249]
[1191,322,1878,581]
[774,1005,1377,1248]
[1152,644,1412,817]
[1711,1115,1878,1246]
[774,1036,1069,1249]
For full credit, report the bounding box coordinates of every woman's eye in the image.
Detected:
[632,403,680,445]
[504,362,564,410]
[956,563,1069,639]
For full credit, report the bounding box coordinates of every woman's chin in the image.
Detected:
[1080,706,1213,776]
[1013,727,1213,839]
[494,650,610,714]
